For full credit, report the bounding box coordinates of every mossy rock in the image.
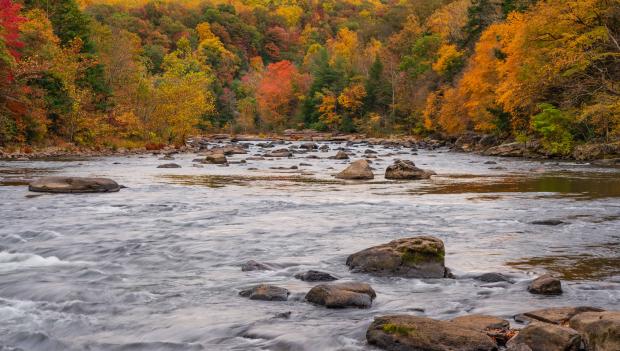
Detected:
[346,236,448,278]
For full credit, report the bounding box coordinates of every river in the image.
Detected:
[1,141,619,350]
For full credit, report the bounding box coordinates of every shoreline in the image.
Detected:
[1,131,619,165]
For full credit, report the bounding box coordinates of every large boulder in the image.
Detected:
[305,282,376,308]
[203,152,228,165]
[346,236,447,278]
[483,142,527,157]
[507,323,581,351]
[335,159,374,180]
[385,160,435,180]
[569,311,620,351]
[239,284,289,301]
[367,315,498,351]
[517,306,604,325]
[29,176,120,193]
[528,274,562,295]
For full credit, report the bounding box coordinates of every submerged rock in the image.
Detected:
[241,260,273,271]
[367,315,498,351]
[531,219,565,226]
[294,270,338,282]
[157,163,181,168]
[384,160,435,180]
[569,311,620,351]
[300,142,318,150]
[476,272,514,283]
[239,284,289,301]
[305,282,376,308]
[346,236,447,278]
[507,323,581,351]
[29,176,120,193]
[528,274,562,295]
[335,159,374,180]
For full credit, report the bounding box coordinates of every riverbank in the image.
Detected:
[2,130,620,164]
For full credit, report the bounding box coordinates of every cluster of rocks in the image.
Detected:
[240,236,619,350]
[335,159,436,181]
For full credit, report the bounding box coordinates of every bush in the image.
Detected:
[530,103,574,155]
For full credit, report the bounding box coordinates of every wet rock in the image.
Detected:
[319,144,330,151]
[305,282,376,308]
[573,142,620,161]
[246,156,265,161]
[29,177,121,193]
[518,306,604,325]
[507,323,580,351]
[239,284,289,301]
[266,149,292,157]
[209,145,247,155]
[335,159,374,180]
[484,161,497,164]
[157,163,181,168]
[531,219,564,226]
[364,149,377,154]
[203,153,228,165]
[451,314,512,345]
[300,142,318,150]
[506,344,533,351]
[274,311,292,319]
[294,270,338,282]
[159,155,175,160]
[331,151,349,160]
[346,236,447,278]
[367,315,498,351]
[385,160,435,180]
[299,163,312,166]
[241,260,273,271]
[569,311,619,351]
[476,272,514,283]
[528,274,562,295]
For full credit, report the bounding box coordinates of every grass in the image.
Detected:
[382,323,414,336]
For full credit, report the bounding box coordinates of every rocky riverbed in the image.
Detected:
[0,139,619,350]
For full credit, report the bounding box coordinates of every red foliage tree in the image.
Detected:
[0,0,25,60]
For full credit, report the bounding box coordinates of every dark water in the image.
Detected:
[1,143,619,351]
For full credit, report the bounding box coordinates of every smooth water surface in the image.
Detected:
[1,142,619,351]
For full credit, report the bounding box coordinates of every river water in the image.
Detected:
[1,142,619,351]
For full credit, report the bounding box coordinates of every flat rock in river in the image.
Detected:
[517,306,604,325]
[367,315,498,351]
[346,236,447,278]
[305,282,376,308]
[157,163,181,168]
[239,284,289,301]
[29,176,121,193]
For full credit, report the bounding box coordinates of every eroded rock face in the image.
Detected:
[483,142,527,157]
[528,274,562,295]
[367,315,498,351]
[569,311,620,351]
[294,270,338,282]
[507,323,581,351]
[346,236,447,278]
[384,160,435,180]
[335,159,374,180]
[29,177,120,193]
[239,284,289,301]
[305,282,376,308]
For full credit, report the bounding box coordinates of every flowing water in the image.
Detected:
[1,142,619,351]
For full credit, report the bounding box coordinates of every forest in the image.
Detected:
[0,0,618,155]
